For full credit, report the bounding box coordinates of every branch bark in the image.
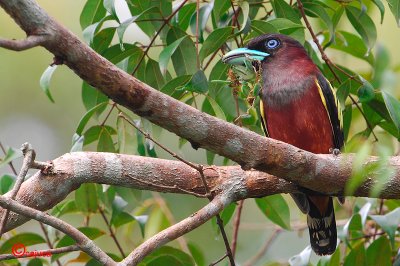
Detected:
[0,152,400,234]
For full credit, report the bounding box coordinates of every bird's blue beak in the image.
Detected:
[222,48,269,65]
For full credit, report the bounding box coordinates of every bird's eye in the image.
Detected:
[265,39,280,49]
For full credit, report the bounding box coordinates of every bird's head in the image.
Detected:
[222,33,319,105]
[222,33,317,81]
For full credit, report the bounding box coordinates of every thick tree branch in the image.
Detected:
[0,152,400,235]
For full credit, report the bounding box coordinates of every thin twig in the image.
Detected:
[231,200,243,258]
[131,0,189,76]
[39,222,62,266]
[100,102,116,126]
[99,207,126,257]
[210,253,228,266]
[229,0,241,47]
[296,0,378,142]
[0,35,47,51]
[243,229,281,266]
[196,0,200,69]
[0,143,35,237]
[0,245,80,261]
[0,195,115,265]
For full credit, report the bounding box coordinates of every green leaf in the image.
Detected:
[0,233,46,253]
[161,75,192,99]
[366,236,391,266]
[80,0,107,29]
[208,61,229,98]
[52,200,78,218]
[71,134,84,152]
[133,215,148,237]
[199,27,232,62]
[139,246,194,266]
[344,241,366,266]
[92,27,116,53]
[386,0,400,26]
[0,147,22,169]
[345,6,377,52]
[183,70,208,93]
[202,96,226,121]
[76,102,109,135]
[174,3,196,31]
[358,80,375,103]
[145,58,165,90]
[372,0,385,23]
[75,183,99,214]
[382,90,400,133]
[188,242,205,266]
[166,27,198,76]
[81,81,109,112]
[103,43,143,65]
[268,18,305,43]
[238,1,251,34]
[303,2,334,42]
[103,0,118,21]
[117,115,136,154]
[271,0,301,23]
[0,174,16,194]
[250,20,279,36]
[111,211,136,228]
[159,36,188,75]
[116,7,159,50]
[189,2,214,41]
[82,16,113,45]
[255,195,291,230]
[98,126,116,152]
[329,31,374,65]
[213,0,230,24]
[39,65,57,103]
[370,207,400,246]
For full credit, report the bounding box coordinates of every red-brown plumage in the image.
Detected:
[264,82,333,154]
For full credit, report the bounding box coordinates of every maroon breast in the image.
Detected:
[264,82,333,154]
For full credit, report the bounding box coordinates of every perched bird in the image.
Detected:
[222,33,344,255]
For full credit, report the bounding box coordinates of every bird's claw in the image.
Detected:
[329,148,340,156]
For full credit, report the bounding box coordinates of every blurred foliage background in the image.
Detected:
[1,0,400,265]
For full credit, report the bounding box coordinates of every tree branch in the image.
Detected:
[0,194,116,265]
[0,35,47,51]
[120,192,235,265]
[0,152,400,235]
[0,245,80,261]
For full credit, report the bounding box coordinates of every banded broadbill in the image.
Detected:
[222,34,344,255]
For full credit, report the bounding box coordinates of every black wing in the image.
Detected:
[315,73,344,150]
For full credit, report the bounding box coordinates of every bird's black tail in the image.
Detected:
[306,196,337,256]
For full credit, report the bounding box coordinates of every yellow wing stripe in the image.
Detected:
[315,78,343,130]
[259,99,269,137]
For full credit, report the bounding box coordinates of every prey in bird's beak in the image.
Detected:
[222,48,269,65]
[222,48,269,80]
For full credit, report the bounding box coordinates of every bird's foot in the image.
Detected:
[329,148,341,156]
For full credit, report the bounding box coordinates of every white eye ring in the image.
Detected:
[266,39,279,49]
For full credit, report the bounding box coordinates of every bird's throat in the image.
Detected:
[260,58,317,108]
